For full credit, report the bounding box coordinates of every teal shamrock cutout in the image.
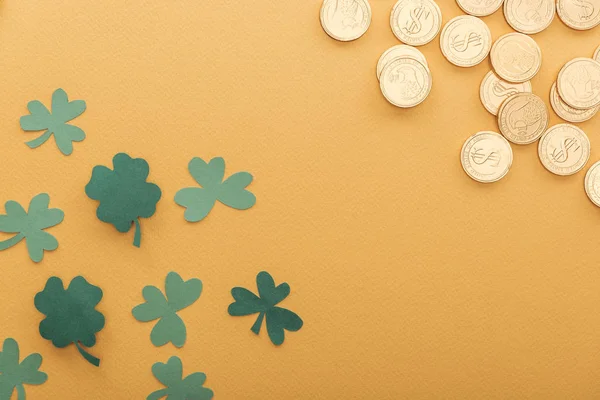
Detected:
[85,153,162,247]
[228,271,303,345]
[174,157,256,222]
[34,276,105,366]
[0,338,47,400]
[132,272,202,348]
[0,193,64,263]
[20,88,86,155]
[147,356,213,400]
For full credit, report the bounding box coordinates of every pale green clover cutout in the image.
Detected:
[132,272,202,348]
[0,338,48,400]
[148,356,213,400]
[174,157,256,222]
[20,88,86,155]
[0,193,64,263]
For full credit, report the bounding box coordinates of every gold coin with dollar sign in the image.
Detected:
[557,0,600,31]
[538,124,591,176]
[480,71,532,116]
[440,16,492,67]
[390,0,442,46]
[461,131,513,183]
[320,0,372,42]
[503,0,555,35]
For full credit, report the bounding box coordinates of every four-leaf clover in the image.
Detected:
[147,356,213,400]
[19,88,86,155]
[175,157,256,222]
[132,272,202,347]
[85,153,162,247]
[34,276,105,366]
[0,338,47,400]
[228,271,303,345]
[0,193,64,262]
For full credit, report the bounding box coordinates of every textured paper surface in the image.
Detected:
[0,0,600,398]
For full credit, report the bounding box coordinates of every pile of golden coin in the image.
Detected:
[319,0,600,206]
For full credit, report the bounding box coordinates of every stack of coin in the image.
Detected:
[550,57,600,123]
[377,45,432,108]
[390,0,442,47]
[319,0,372,42]
[440,15,492,67]
[557,0,600,31]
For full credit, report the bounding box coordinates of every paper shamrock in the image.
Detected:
[0,338,47,400]
[19,88,86,155]
[174,157,256,222]
[0,193,64,263]
[132,272,202,347]
[147,356,213,400]
[85,153,162,247]
[228,271,303,345]
[34,276,105,366]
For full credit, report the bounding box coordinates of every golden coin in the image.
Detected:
[440,16,492,68]
[390,0,442,46]
[503,0,555,35]
[376,45,428,81]
[538,124,590,176]
[480,71,532,116]
[320,0,372,42]
[456,0,504,17]
[557,57,600,109]
[550,82,599,123]
[380,57,432,108]
[594,45,600,62]
[490,33,542,83]
[557,0,600,31]
[498,93,548,145]
[461,131,513,183]
[584,161,600,207]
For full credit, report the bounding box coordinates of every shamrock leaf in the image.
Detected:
[34,276,105,366]
[19,88,86,155]
[132,272,202,347]
[0,193,64,263]
[0,338,47,400]
[85,153,162,247]
[147,356,213,400]
[228,271,303,345]
[174,157,256,222]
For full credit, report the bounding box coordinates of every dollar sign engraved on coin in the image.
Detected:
[492,81,519,98]
[574,0,594,20]
[470,148,501,167]
[402,6,431,35]
[551,137,581,164]
[450,32,483,53]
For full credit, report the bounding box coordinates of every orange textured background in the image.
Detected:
[1,0,600,398]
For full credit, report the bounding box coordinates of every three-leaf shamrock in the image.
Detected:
[132,272,202,347]
[147,356,213,400]
[20,88,86,155]
[34,276,105,366]
[85,153,162,247]
[0,338,47,400]
[0,193,64,262]
[228,271,303,345]
[175,157,256,222]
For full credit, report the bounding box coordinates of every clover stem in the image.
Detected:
[25,130,52,149]
[133,219,141,248]
[0,233,24,250]
[74,341,100,367]
[251,312,265,335]
[16,384,25,400]
[147,389,169,400]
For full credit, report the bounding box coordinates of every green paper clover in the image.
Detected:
[132,272,202,348]
[85,153,162,247]
[20,88,86,155]
[34,276,105,367]
[0,338,47,400]
[174,157,256,222]
[147,356,213,400]
[0,193,64,263]
[228,271,303,346]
